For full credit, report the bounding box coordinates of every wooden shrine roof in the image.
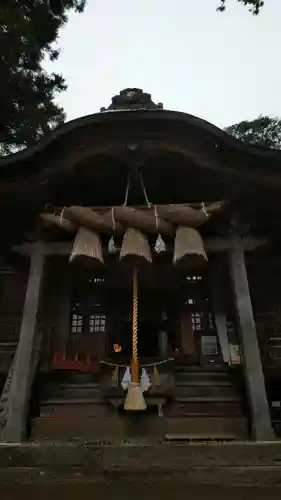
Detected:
[0,89,281,252]
[1,107,281,180]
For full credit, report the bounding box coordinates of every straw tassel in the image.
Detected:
[152,364,161,388]
[120,228,152,268]
[173,226,207,269]
[69,227,104,268]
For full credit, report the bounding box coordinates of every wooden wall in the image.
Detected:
[0,256,74,377]
[247,256,281,375]
[0,265,28,374]
[37,257,72,370]
[2,251,279,378]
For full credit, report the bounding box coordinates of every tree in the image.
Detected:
[218,0,265,15]
[0,0,86,156]
[225,116,281,149]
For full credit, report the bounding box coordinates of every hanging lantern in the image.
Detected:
[113,344,122,353]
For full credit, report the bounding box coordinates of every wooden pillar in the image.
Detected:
[56,260,72,355]
[229,233,274,441]
[180,310,196,360]
[158,330,168,358]
[1,242,45,442]
[210,261,231,365]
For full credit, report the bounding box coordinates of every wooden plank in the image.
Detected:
[229,233,275,441]
[165,433,236,440]
[210,261,231,365]
[180,310,196,359]
[0,242,45,442]
[13,235,266,257]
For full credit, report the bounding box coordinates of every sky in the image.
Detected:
[43,0,281,129]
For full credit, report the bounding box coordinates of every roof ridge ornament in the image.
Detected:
[100,88,163,112]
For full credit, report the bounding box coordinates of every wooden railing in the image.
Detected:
[51,353,100,372]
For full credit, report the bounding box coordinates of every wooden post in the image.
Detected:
[180,310,197,361]
[56,260,72,355]
[158,330,168,358]
[229,233,274,441]
[210,261,231,365]
[0,242,45,442]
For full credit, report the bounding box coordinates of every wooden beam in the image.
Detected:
[229,233,274,441]
[0,242,45,442]
[13,235,266,257]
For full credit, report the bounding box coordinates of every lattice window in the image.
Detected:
[185,275,202,283]
[71,314,83,335]
[89,277,104,285]
[192,311,203,331]
[89,314,106,333]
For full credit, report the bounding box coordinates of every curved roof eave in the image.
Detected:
[1,108,281,171]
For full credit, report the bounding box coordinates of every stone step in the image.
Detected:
[175,376,232,386]
[39,398,109,417]
[175,396,240,403]
[164,433,236,441]
[176,379,232,387]
[32,416,248,441]
[49,372,100,384]
[175,365,228,372]
[175,372,230,383]
[51,381,100,388]
[45,384,100,399]
[166,400,243,417]
[41,397,104,406]
[175,385,238,398]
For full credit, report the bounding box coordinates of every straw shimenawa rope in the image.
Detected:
[100,358,174,369]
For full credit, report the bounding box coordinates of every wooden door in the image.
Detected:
[68,272,107,360]
[180,274,222,365]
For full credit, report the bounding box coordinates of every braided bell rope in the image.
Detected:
[132,268,138,361]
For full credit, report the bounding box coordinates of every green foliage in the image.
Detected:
[225,116,281,149]
[0,1,86,156]
[218,0,265,15]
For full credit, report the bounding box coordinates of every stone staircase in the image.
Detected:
[34,371,109,417]
[31,365,249,442]
[31,371,112,440]
[163,363,248,440]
